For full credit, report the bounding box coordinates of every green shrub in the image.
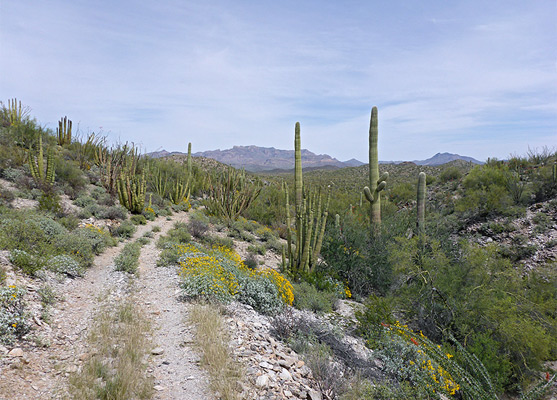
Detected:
[151,225,161,233]
[98,205,127,220]
[237,273,283,315]
[9,249,44,275]
[292,282,336,314]
[0,265,6,284]
[114,242,141,274]
[439,166,463,182]
[247,243,266,255]
[77,225,116,254]
[73,195,96,208]
[113,220,136,239]
[156,222,191,248]
[53,232,95,268]
[130,214,147,225]
[0,285,30,344]
[356,294,396,349]
[47,254,84,277]
[38,191,62,214]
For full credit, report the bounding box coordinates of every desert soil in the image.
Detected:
[0,212,214,400]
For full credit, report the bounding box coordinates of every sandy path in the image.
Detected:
[0,212,212,400]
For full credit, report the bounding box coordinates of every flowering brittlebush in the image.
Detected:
[178,243,294,313]
[382,321,460,396]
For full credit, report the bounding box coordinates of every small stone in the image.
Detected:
[308,390,322,400]
[279,368,292,380]
[8,348,24,357]
[296,360,305,368]
[284,389,293,397]
[259,361,274,370]
[151,347,164,355]
[0,345,8,355]
[154,385,164,391]
[79,353,89,361]
[255,374,269,387]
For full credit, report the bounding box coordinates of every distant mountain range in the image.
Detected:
[146,147,482,172]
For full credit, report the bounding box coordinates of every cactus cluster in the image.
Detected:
[363,107,388,230]
[57,116,72,146]
[28,136,55,186]
[7,98,23,127]
[117,171,146,214]
[206,165,261,222]
[282,122,330,276]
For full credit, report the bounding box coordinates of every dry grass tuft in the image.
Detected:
[68,297,153,400]
[189,303,243,400]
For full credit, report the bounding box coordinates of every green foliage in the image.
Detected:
[355,294,396,348]
[389,236,557,391]
[456,164,519,218]
[292,281,336,313]
[9,249,44,275]
[113,220,137,239]
[439,166,463,182]
[0,285,30,344]
[114,242,142,274]
[130,214,147,225]
[388,182,414,204]
[47,254,84,277]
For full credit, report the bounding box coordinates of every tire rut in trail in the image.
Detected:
[137,212,214,400]
[0,212,212,400]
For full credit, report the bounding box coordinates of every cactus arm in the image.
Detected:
[294,122,303,212]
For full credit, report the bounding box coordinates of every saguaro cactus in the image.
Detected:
[363,106,388,229]
[283,122,330,276]
[57,116,72,146]
[417,172,426,233]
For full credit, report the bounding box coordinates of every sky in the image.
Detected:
[1,1,555,162]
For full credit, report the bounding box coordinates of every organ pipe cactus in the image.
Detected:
[206,166,261,222]
[417,172,426,234]
[57,116,72,146]
[117,171,146,214]
[7,98,23,126]
[283,122,330,277]
[28,136,55,186]
[169,142,193,205]
[363,106,388,230]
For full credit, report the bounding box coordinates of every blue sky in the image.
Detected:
[1,0,555,162]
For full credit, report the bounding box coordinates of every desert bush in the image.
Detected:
[0,285,30,344]
[9,249,44,275]
[439,166,463,182]
[47,254,84,277]
[130,214,147,225]
[54,157,87,197]
[53,231,95,268]
[177,243,292,314]
[188,212,210,238]
[389,236,557,391]
[73,195,96,208]
[292,281,336,314]
[98,205,128,220]
[246,243,266,256]
[113,220,136,239]
[114,242,141,274]
[356,294,396,349]
[388,182,414,204]
[156,222,191,249]
[0,186,15,205]
[76,225,117,254]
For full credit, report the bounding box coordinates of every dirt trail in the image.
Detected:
[136,213,213,400]
[0,212,213,400]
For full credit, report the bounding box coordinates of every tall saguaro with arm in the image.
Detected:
[363,106,388,231]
